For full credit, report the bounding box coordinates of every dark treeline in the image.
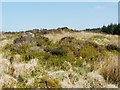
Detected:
[3,27,75,35]
[3,24,120,35]
[85,24,120,35]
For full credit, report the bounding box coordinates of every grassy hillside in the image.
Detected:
[0,28,119,88]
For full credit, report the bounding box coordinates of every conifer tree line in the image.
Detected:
[85,24,120,35]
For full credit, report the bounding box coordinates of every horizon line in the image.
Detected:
[1,23,119,32]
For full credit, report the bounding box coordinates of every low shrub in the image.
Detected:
[106,44,120,52]
[24,54,33,62]
[50,48,67,56]
[36,42,42,47]
[73,49,81,57]
[34,76,60,88]
[40,30,49,34]
[80,46,97,61]
[22,50,44,62]
[35,35,50,46]
[84,41,99,48]
[43,53,51,60]
[11,43,28,54]
[59,37,75,43]
[44,46,51,52]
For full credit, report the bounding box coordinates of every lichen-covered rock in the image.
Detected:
[14,34,34,45]
[13,33,35,50]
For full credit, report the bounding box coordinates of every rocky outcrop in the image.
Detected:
[13,33,35,50]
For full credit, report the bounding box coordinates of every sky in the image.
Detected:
[118,2,120,24]
[1,2,118,32]
[1,0,119,2]
[0,2,2,32]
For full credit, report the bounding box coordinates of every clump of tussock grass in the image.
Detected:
[93,53,119,87]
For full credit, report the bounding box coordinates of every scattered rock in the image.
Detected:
[14,34,34,45]
[13,33,35,50]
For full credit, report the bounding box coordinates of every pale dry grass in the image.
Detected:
[47,69,118,88]
[47,61,118,88]
[0,38,17,89]
[109,35,119,47]
[0,39,13,48]
[43,31,104,43]
[43,31,119,46]
[13,59,38,79]
[0,74,17,89]
[93,53,119,87]
[0,55,11,74]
